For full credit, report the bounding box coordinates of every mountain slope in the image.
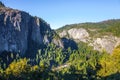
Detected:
[56,19,120,53]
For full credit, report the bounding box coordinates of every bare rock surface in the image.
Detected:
[58,28,120,53]
[0,7,63,55]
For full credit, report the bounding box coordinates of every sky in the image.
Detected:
[1,0,120,29]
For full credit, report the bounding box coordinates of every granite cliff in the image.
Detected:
[0,3,63,56]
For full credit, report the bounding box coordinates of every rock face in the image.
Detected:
[58,28,120,53]
[68,28,89,42]
[0,7,63,55]
[59,28,89,42]
[89,36,120,53]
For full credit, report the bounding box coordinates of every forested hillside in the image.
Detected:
[1,42,120,80]
[57,19,120,37]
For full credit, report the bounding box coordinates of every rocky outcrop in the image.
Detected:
[59,30,67,38]
[59,28,89,42]
[58,28,120,53]
[0,6,63,55]
[68,28,89,42]
[89,36,120,53]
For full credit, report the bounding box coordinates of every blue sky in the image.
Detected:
[1,0,120,29]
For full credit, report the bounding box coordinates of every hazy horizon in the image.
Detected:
[1,0,120,29]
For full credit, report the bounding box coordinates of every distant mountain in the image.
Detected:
[0,2,63,57]
[56,19,120,53]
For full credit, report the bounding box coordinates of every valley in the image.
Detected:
[0,1,120,80]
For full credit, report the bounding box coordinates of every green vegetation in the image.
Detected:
[57,19,120,37]
[0,42,120,80]
[0,2,120,80]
